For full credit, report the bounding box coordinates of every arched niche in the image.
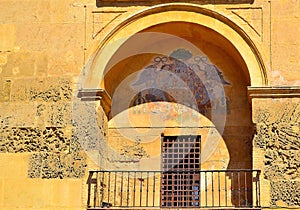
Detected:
[80,4,269,172]
[92,21,255,171]
[83,3,267,89]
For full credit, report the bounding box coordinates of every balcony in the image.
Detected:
[87,170,261,209]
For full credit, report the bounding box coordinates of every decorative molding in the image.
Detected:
[78,89,112,116]
[90,3,268,86]
[248,86,300,99]
[96,0,254,7]
[92,10,127,39]
[227,7,263,41]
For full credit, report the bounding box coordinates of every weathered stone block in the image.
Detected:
[0,153,30,179]
[25,127,87,179]
[29,78,62,102]
[0,126,71,154]
[28,150,86,179]
[42,127,69,153]
[0,80,11,102]
[11,77,73,102]
[0,102,37,127]
[34,52,48,76]
[1,52,36,76]
[253,100,300,152]
[5,127,42,153]
[264,149,300,180]
[271,181,300,207]
[73,100,106,151]
[0,24,15,51]
[45,102,73,127]
[0,53,8,65]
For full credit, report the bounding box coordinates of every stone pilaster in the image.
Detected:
[249,87,300,208]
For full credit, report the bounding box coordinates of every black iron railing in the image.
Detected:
[87,170,261,209]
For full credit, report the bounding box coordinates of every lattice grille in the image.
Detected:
[161,135,201,207]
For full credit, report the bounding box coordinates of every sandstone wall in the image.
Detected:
[0,0,299,209]
[0,1,107,208]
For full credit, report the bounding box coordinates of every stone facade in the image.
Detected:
[0,0,299,209]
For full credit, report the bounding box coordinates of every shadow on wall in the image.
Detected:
[96,0,254,7]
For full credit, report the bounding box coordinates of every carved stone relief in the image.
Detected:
[254,101,300,206]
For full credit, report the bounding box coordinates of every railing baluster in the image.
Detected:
[257,172,260,207]
[252,171,255,207]
[120,172,124,206]
[238,171,241,206]
[100,171,105,206]
[152,172,156,207]
[258,171,261,207]
[244,171,247,206]
[87,172,92,208]
[133,171,136,207]
[199,170,201,207]
[218,171,221,206]
[146,171,149,206]
[140,172,143,207]
[205,171,207,207]
[211,171,214,207]
[225,171,227,207]
[94,172,98,207]
[127,172,130,207]
[113,172,117,206]
[108,172,111,205]
[256,171,261,207]
[231,171,234,207]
